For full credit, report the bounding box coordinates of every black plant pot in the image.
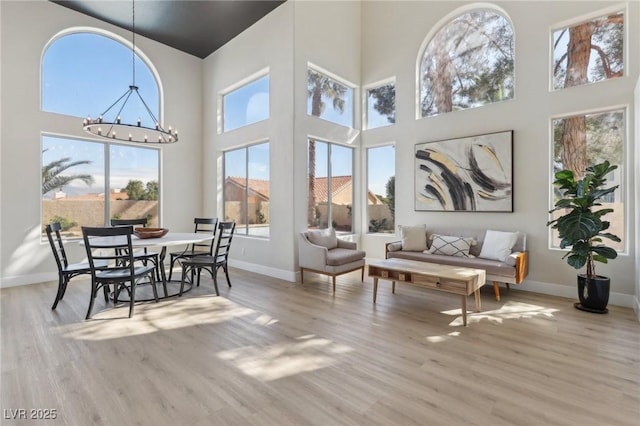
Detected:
[574,274,610,314]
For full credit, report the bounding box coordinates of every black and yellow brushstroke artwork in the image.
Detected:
[415,132,512,212]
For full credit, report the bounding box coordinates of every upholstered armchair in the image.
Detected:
[298,228,366,293]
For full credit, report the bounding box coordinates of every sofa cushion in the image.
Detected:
[326,248,366,266]
[401,225,427,251]
[387,251,516,279]
[479,230,518,262]
[307,228,338,250]
[428,234,475,258]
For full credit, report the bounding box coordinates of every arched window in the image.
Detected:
[41,30,162,239]
[42,31,160,122]
[418,8,514,118]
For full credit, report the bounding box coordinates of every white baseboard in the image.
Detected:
[1,272,56,288]
[2,264,637,312]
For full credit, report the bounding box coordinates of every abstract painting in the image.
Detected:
[415,131,513,212]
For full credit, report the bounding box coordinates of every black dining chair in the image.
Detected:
[167,217,218,281]
[46,222,109,310]
[82,226,159,319]
[179,221,236,296]
[110,218,161,279]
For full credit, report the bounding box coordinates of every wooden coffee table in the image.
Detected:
[368,258,486,326]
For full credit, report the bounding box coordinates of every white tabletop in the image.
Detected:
[80,232,214,248]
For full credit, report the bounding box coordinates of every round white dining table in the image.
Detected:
[80,232,215,299]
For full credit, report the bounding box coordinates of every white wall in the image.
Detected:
[0,0,202,287]
[203,2,296,280]
[359,1,639,307]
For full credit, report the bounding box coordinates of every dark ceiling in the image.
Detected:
[50,0,286,59]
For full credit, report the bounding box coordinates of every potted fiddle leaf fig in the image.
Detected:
[547,161,621,313]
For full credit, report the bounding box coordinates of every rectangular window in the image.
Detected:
[223,142,270,237]
[367,145,395,233]
[365,80,396,129]
[551,109,625,250]
[307,139,353,233]
[42,135,159,240]
[552,11,623,90]
[223,74,270,132]
[109,144,160,227]
[307,66,354,128]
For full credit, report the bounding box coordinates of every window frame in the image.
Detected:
[222,140,271,239]
[415,5,515,119]
[364,78,396,130]
[219,68,271,134]
[548,105,627,253]
[366,143,396,235]
[307,63,356,129]
[549,5,626,92]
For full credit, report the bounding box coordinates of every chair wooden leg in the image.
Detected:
[212,268,220,296]
[332,276,336,293]
[128,281,136,318]
[150,274,159,302]
[51,275,65,309]
[179,266,189,296]
[493,281,501,301]
[85,282,97,320]
[223,264,232,287]
[361,266,365,283]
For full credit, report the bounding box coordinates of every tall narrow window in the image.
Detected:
[42,136,159,239]
[307,67,354,128]
[551,109,625,250]
[307,139,353,233]
[366,80,396,129]
[552,11,624,90]
[224,142,270,237]
[419,9,514,118]
[367,145,395,233]
[223,74,270,132]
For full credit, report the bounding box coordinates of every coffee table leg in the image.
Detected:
[392,281,396,294]
[461,295,467,326]
[474,289,482,312]
[373,277,378,303]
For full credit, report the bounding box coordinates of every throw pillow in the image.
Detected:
[478,230,518,262]
[400,225,427,251]
[427,234,475,257]
[307,228,338,250]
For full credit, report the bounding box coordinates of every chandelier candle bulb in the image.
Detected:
[98,128,102,135]
[137,118,141,127]
[98,115,103,123]
[128,134,132,141]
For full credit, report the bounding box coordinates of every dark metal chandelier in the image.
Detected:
[83,0,178,144]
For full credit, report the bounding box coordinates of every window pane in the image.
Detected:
[109,145,160,227]
[42,33,159,126]
[420,10,514,117]
[224,148,247,235]
[42,136,105,239]
[552,12,623,90]
[307,68,354,128]
[551,110,624,250]
[331,144,353,233]
[366,83,396,129]
[367,146,395,233]
[223,74,270,132]
[308,140,328,229]
[247,143,270,237]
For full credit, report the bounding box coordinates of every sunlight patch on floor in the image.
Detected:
[423,301,560,338]
[216,334,353,381]
[60,295,257,341]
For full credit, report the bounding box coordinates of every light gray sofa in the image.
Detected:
[299,229,366,293]
[386,227,528,301]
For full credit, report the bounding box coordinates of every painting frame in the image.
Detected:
[414,130,514,212]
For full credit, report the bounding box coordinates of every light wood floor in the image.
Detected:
[1,267,639,426]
